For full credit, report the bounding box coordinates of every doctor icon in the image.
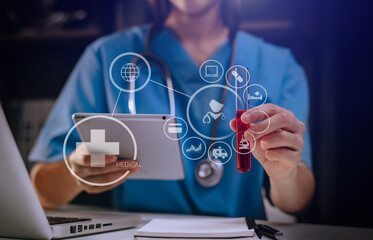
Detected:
[203,99,226,124]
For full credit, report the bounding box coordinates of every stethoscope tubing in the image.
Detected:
[128,25,238,187]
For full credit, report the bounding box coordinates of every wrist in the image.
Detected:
[59,161,84,192]
[270,162,299,185]
[269,162,315,213]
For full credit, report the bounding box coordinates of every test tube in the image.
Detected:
[234,67,251,173]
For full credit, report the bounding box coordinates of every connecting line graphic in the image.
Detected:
[111,79,191,115]
[111,90,122,116]
[149,79,191,98]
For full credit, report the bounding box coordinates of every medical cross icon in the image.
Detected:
[76,129,119,168]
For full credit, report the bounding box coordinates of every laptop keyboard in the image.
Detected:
[47,216,91,225]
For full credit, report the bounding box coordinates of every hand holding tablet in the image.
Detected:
[72,113,185,182]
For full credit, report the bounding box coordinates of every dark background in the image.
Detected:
[1,0,372,228]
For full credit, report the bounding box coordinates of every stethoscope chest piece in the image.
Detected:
[195,158,223,187]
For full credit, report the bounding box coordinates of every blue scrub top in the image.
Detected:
[29,25,312,219]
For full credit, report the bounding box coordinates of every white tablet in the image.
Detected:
[72,113,185,180]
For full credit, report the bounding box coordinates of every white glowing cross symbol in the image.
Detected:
[77,129,119,168]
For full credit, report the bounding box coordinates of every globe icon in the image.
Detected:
[120,63,140,82]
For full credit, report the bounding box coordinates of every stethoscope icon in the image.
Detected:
[127,25,237,187]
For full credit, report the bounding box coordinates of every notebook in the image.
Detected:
[134,218,257,240]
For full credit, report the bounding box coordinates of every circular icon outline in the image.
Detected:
[243,84,268,108]
[109,52,151,93]
[231,131,257,154]
[186,84,242,141]
[182,136,206,160]
[63,115,137,187]
[207,141,232,165]
[163,117,188,140]
[249,110,271,134]
[225,65,250,89]
[199,59,224,83]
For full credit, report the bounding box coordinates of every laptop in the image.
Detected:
[0,105,141,239]
[205,65,219,77]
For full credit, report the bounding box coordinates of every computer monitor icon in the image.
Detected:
[205,65,219,77]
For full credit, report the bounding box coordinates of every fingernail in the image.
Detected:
[244,131,254,141]
[241,113,251,123]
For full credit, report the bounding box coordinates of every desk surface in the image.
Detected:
[72,213,373,240]
[2,205,373,240]
[56,205,373,240]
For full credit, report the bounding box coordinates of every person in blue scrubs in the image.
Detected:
[30,0,314,219]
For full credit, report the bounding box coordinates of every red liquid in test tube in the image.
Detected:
[236,110,251,173]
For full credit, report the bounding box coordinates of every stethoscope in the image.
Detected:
[129,25,237,187]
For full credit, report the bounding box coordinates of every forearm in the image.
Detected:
[31,161,83,208]
[269,162,315,213]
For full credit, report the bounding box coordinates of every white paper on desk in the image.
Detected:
[136,237,259,240]
[134,217,255,239]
